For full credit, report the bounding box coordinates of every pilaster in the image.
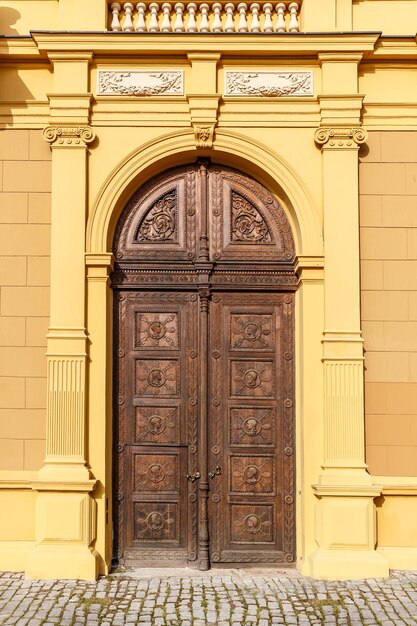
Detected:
[27,52,99,579]
[310,122,389,578]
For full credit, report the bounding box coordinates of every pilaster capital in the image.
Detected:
[42,125,96,148]
[314,127,368,150]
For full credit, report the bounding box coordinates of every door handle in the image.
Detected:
[186,472,201,482]
[208,465,221,479]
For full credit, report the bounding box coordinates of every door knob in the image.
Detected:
[208,465,221,479]
[186,472,200,482]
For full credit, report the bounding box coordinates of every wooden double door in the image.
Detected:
[113,162,296,568]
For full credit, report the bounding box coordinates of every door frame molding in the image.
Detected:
[85,135,324,575]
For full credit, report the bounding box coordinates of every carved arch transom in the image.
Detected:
[113,163,295,264]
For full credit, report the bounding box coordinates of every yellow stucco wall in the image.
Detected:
[0,129,50,471]
[361,131,417,477]
[2,0,417,581]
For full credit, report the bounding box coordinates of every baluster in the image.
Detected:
[288,1,299,31]
[161,2,172,30]
[225,3,235,32]
[110,2,122,31]
[149,2,160,31]
[187,2,198,31]
[276,2,286,32]
[212,2,222,31]
[249,3,260,31]
[200,3,210,32]
[263,2,273,32]
[174,2,185,31]
[237,2,248,31]
[123,2,134,30]
[136,2,147,31]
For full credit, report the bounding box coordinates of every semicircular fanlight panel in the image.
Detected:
[114,168,195,262]
[231,191,272,245]
[209,167,295,262]
[134,190,177,244]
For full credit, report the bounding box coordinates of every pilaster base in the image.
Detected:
[310,483,389,579]
[309,548,389,580]
[27,488,98,580]
[27,545,99,580]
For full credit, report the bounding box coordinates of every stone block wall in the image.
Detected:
[360,131,417,476]
[0,129,50,470]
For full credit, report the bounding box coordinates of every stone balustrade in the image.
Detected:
[108,1,301,33]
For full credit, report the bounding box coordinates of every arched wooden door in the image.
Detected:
[112,161,297,569]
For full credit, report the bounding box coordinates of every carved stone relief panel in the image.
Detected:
[231,505,274,544]
[230,360,275,398]
[135,312,180,350]
[135,406,180,445]
[134,452,180,493]
[230,455,275,494]
[135,359,180,397]
[98,70,184,96]
[133,502,179,542]
[225,71,313,97]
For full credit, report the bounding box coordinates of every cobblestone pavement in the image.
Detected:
[1,569,417,626]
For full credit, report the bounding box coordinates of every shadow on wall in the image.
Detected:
[0,8,36,128]
[0,7,20,34]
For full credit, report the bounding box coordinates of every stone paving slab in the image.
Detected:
[1,568,417,625]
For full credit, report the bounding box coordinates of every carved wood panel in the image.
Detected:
[209,292,295,564]
[114,291,198,566]
[114,162,296,568]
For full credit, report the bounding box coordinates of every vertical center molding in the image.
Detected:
[197,158,210,261]
[198,287,210,570]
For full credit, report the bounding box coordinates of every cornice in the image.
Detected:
[6,32,417,64]
[30,32,381,58]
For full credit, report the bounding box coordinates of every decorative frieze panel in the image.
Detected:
[98,70,184,96]
[225,71,313,97]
